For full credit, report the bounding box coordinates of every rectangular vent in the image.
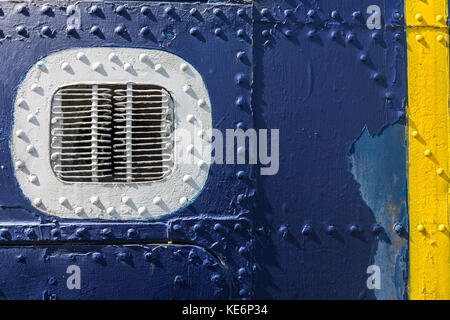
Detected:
[50,84,173,183]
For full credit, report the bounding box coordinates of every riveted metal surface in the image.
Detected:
[0,244,231,299]
[252,0,408,299]
[0,0,411,300]
[0,0,255,299]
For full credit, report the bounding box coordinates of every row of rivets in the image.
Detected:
[17,49,213,214]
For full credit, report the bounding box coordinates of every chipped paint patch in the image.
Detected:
[349,124,408,300]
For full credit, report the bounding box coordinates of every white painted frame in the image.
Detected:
[11,47,212,220]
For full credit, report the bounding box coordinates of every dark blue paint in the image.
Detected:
[0,0,407,299]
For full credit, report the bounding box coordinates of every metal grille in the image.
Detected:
[50,84,173,183]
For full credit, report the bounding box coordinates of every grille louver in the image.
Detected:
[50,84,173,183]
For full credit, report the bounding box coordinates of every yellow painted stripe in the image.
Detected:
[406,0,450,299]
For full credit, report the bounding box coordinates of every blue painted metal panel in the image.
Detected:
[0,0,408,299]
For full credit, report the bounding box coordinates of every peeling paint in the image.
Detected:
[348,123,408,300]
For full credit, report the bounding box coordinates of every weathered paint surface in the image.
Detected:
[406,0,450,299]
[349,124,408,300]
[252,0,407,299]
[0,0,413,299]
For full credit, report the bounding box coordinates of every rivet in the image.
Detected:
[153,196,162,205]
[214,28,222,36]
[260,8,270,17]
[76,52,86,61]
[438,224,446,232]
[284,9,293,17]
[40,26,51,36]
[139,54,150,64]
[26,145,35,154]
[183,174,192,183]
[352,11,361,19]
[236,170,245,179]
[121,196,130,204]
[330,30,338,40]
[90,25,101,35]
[283,29,293,38]
[33,198,42,206]
[138,207,147,215]
[307,30,315,38]
[301,224,312,235]
[115,5,127,15]
[135,5,148,15]
[16,4,27,14]
[106,207,115,215]
[15,129,25,138]
[236,51,246,61]
[89,5,101,15]
[174,275,184,284]
[16,25,26,36]
[31,84,41,93]
[307,9,315,17]
[437,14,444,22]
[74,207,84,215]
[424,149,431,157]
[17,98,27,108]
[415,13,423,22]
[91,62,103,72]
[197,99,206,108]
[123,63,133,73]
[416,34,424,42]
[66,25,77,35]
[51,153,59,161]
[40,4,52,15]
[349,224,359,234]
[61,62,71,72]
[187,144,194,153]
[235,73,246,85]
[89,196,99,205]
[179,197,188,205]
[183,85,190,93]
[165,6,175,16]
[236,96,245,108]
[28,175,37,183]
[197,160,206,168]
[411,130,418,137]
[58,197,67,205]
[92,252,103,263]
[180,63,188,72]
[371,224,382,235]
[346,33,355,42]
[372,72,381,81]
[154,64,163,72]
[417,224,425,232]
[36,62,46,70]
[189,27,199,36]
[372,31,381,41]
[393,223,403,234]
[186,114,195,123]
[237,8,245,17]
[140,26,151,37]
[27,114,36,123]
[326,225,336,235]
[436,168,444,175]
[15,160,24,169]
[213,8,223,16]
[50,228,60,238]
[114,25,126,35]
[127,228,137,238]
[331,10,339,19]
[437,34,444,42]
[237,29,245,38]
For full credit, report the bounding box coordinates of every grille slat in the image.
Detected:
[50,84,173,183]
